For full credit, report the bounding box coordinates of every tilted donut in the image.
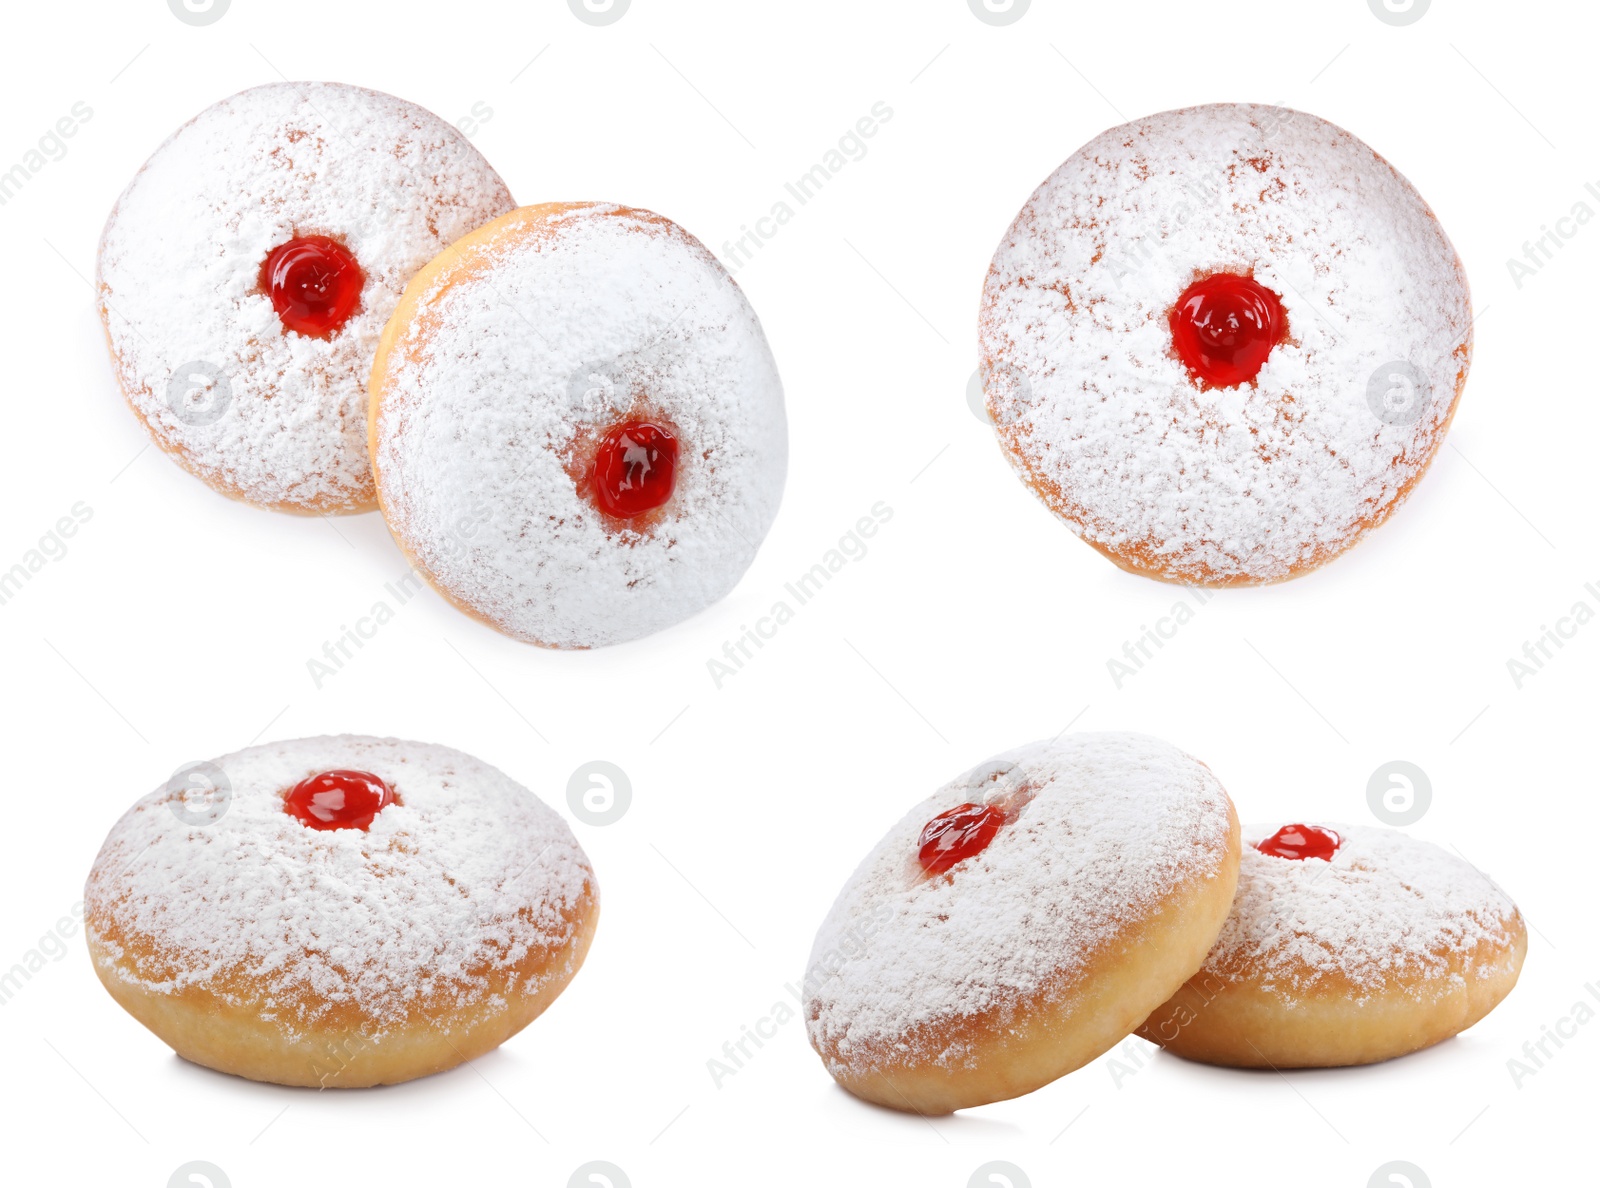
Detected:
[803,733,1240,1113]
[1139,823,1525,1067]
[368,202,788,648]
[978,103,1471,585]
[84,736,597,1087]
[98,82,514,513]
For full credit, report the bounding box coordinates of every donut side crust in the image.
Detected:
[85,879,598,1088]
[1137,908,1525,1067]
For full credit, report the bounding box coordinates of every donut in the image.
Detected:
[83,736,597,1088]
[803,733,1240,1113]
[977,103,1472,585]
[1138,823,1526,1067]
[97,82,515,513]
[368,201,788,648]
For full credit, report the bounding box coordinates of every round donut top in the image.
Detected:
[979,103,1472,583]
[804,733,1236,1073]
[370,202,788,648]
[1208,824,1521,1002]
[98,82,514,512]
[84,736,593,1038]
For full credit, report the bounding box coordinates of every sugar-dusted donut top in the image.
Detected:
[98,82,514,510]
[84,736,593,1038]
[979,103,1471,582]
[804,733,1235,1072]
[371,202,788,648]
[1209,825,1520,1003]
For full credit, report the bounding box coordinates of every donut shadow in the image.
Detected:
[1160,1030,1471,1081]
[820,1081,1027,1135]
[164,1041,507,1098]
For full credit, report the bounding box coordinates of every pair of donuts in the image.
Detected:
[85,735,596,1087]
[978,103,1472,586]
[99,82,786,647]
[803,733,1524,1113]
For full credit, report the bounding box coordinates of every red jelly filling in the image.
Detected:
[592,420,679,518]
[285,769,395,831]
[1169,273,1285,388]
[1256,823,1341,862]
[918,803,1006,875]
[260,235,364,338]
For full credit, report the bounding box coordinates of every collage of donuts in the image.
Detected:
[84,77,1528,1114]
[16,3,1591,1184]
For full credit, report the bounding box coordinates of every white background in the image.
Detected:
[1,0,1594,1185]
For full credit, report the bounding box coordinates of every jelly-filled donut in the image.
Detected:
[98,82,514,513]
[84,736,597,1088]
[369,202,787,648]
[803,733,1240,1113]
[1139,824,1525,1067]
[978,103,1472,585]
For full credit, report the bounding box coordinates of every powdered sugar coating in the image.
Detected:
[371,203,787,647]
[1207,824,1520,1003]
[804,733,1234,1072]
[979,103,1471,583]
[84,736,593,1039]
[98,82,514,511]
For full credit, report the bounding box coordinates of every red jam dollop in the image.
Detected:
[592,420,679,518]
[285,769,395,831]
[918,803,1006,875]
[1169,273,1285,388]
[1256,823,1341,862]
[259,235,364,338]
